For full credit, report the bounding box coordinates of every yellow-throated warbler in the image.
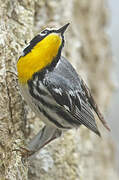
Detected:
[17,23,110,154]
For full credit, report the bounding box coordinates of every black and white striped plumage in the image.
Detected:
[27,56,101,136]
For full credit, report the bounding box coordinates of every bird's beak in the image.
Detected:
[56,23,70,35]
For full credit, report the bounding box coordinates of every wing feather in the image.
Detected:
[44,72,100,135]
[74,101,101,136]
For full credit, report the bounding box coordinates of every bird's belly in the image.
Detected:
[19,84,73,129]
[19,84,54,126]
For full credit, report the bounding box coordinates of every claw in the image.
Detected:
[13,147,35,158]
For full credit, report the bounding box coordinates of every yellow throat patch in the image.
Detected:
[17,33,62,84]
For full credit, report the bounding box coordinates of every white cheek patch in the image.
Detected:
[40,32,47,36]
[39,28,51,36]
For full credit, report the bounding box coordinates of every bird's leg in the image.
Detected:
[13,126,61,158]
[26,125,62,157]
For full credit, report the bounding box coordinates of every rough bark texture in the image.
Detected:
[0,0,118,179]
[0,0,34,179]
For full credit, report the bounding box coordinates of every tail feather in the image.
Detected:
[74,101,101,136]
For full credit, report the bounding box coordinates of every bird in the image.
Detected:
[17,23,110,155]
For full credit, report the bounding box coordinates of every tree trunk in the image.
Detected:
[0,0,118,179]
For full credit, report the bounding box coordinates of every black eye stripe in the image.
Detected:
[22,35,44,56]
[22,31,49,56]
[21,29,57,57]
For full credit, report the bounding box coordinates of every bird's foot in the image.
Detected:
[13,146,35,158]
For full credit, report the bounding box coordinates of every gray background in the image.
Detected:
[108,0,119,171]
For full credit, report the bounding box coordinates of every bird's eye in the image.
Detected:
[40,29,49,36]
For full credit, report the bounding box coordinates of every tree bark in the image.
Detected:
[0,0,118,179]
[0,0,34,179]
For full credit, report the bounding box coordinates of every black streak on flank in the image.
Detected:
[38,106,66,129]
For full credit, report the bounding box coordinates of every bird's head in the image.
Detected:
[17,23,69,84]
[23,23,70,57]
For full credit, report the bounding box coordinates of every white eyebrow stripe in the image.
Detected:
[40,27,58,33]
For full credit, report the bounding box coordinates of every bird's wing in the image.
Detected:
[44,74,81,112]
[44,73,101,136]
[79,78,111,131]
[54,56,110,132]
